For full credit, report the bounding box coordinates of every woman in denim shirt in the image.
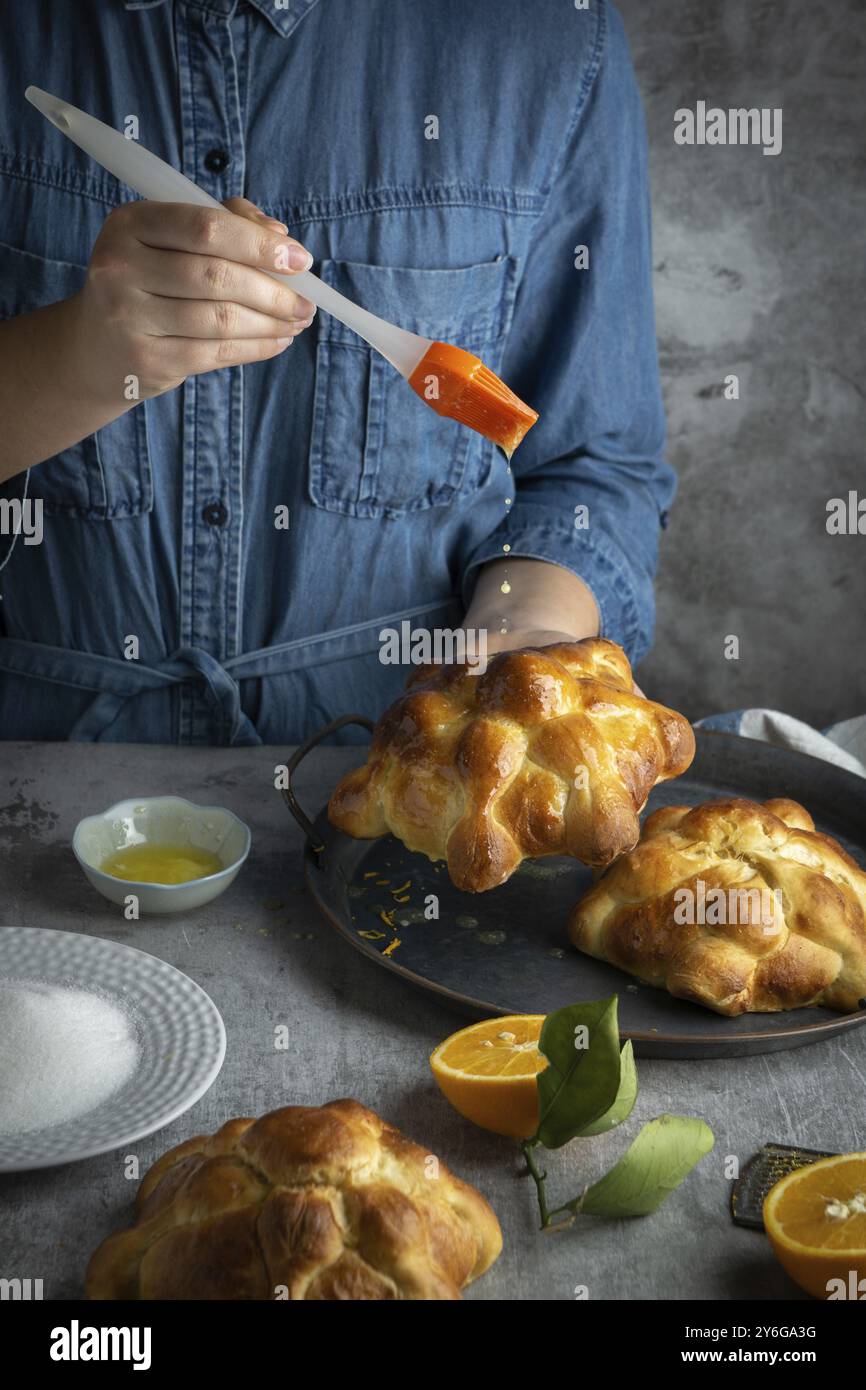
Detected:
[0,0,674,745]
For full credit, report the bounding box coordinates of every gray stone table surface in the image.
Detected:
[1,741,862,1301]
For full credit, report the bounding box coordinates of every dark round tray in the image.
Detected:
[285,724,866,1058]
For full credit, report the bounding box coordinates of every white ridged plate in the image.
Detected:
[0,927,225,1172]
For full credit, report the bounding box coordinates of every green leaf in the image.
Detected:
[579,1041,638,1136]
[534,996,623,1149]
[575,1114,715,1218]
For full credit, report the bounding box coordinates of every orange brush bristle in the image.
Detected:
[408,341,538,456]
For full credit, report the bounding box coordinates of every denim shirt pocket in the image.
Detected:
[308,255,519,519]
[0,239,152,520]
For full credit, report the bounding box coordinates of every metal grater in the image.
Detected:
[731,1143,837,1230]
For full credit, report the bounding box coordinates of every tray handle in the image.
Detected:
[281,713,374,854]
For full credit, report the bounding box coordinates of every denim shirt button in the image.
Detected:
[202,500,228,527]
[204,148,230,174]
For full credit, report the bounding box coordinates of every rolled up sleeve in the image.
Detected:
[461,1,675,665]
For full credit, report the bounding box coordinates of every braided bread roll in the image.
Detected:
[569,797,866,1015]
[86,1100,502,1301]
[329,638,695,892]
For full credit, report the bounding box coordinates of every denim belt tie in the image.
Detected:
[0,640,264,744]
[0,599,461,743]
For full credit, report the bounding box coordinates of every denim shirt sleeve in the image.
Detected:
[460,1,675,665]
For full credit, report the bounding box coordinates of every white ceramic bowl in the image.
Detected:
[73,796,251,915]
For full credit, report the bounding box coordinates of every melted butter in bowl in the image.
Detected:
[100,843,224,886]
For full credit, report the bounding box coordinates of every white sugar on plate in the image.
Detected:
[0,978,139,1136]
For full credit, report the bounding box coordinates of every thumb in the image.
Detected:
[223,196,288,235]
[223,197,313,274]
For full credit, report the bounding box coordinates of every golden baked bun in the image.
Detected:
[569,797,866,1015]
[328,638,695,892]
[86,1099,502,1301]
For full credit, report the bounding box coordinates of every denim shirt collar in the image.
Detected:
[121,0,321,39]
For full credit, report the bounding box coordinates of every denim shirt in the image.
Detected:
[0,0,674,745]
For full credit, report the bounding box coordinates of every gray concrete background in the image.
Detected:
[620,0,866,726]
[4,740,863,1301]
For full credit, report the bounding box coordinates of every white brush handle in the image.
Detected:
[24,86,431,379]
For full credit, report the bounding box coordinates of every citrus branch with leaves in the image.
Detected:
[520,997,714,1229]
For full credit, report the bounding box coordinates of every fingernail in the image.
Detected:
[276,336,294,347]
[288,245,314,271]
[292,297,316,318]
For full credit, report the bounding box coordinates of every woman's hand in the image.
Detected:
[0,197,318,478]
[461,557,645,694]
[67,196,316,406]
[463,557,600,652]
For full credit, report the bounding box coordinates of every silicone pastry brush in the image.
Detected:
[25,87,539,456]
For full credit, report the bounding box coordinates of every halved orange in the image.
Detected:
[429,1014,548,1138]
[764,1152,866,1299]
